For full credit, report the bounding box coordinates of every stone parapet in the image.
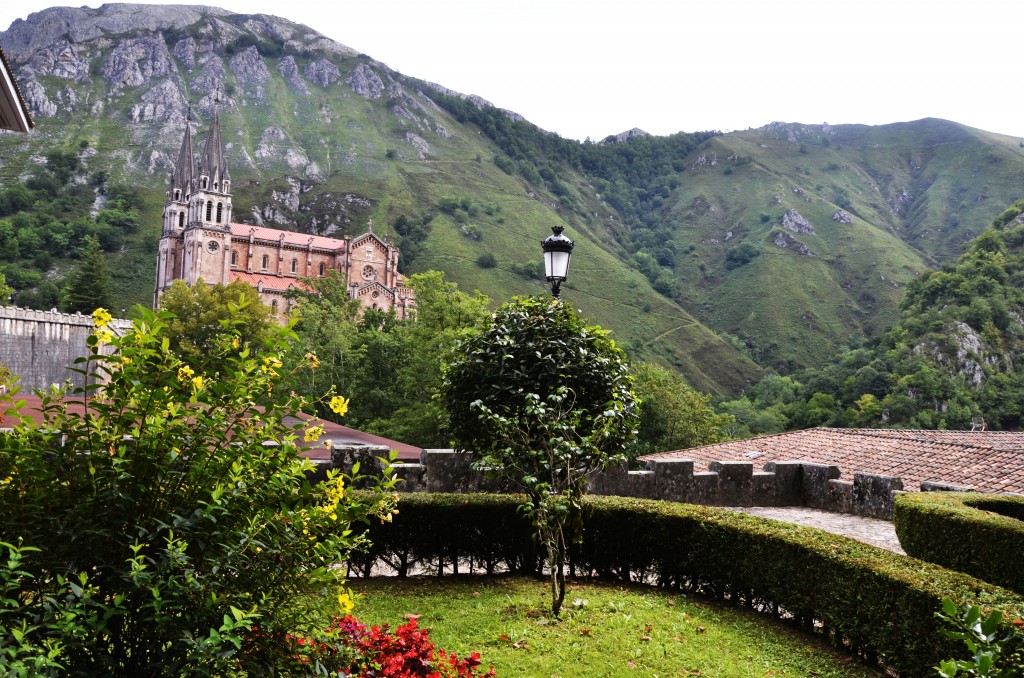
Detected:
[328,446,946,519]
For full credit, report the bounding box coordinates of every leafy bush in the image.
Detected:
[936,598,1024,677]
[358,493,1024,676]
[475,252,496,268]
[0,306,398,674]
[894,492,1024,594]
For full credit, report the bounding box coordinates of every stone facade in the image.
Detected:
[0,306,131,391]
[154,107,415,320]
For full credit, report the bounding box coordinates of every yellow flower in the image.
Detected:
[191,375,204,391]
[178,365,194,382]
[122,357,132,366]
[92,307,112,328]
[304,425,325,442]
[305,351,320,369]
[337,592,354,614]
[232,337,240,349]
[94,329,114,345]
[329,395,350,417]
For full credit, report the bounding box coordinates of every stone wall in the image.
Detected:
[0,306,132,391]
[329,445,908,519]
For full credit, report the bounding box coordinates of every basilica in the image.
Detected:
[154,106,415,320]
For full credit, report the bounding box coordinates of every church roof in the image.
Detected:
[229,223,348,251]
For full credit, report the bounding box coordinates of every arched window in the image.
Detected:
[202,177,208,189]
[216,202,223,223]
[261,254,269,270]
[271,299,279,314]
[319,262,325,276]
[214,182,218,191]
[291,258,297,273]
[178,211,185,229]
[230,250,237,266]
[174,189,180,201]
[205,201,213,221]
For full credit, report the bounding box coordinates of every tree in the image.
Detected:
[284,270,489,448]
[0,306,398,674]
[0,271,11,304]
[157,279,274,370]
[440,296,638,615]
[60,238,111,314]
[628,361,732,459]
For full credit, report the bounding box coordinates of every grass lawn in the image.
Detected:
[348,576,881,677]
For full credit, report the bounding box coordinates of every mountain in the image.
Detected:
[2,4,1024,392]
[653,120,1024,370]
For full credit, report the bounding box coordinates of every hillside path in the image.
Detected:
[726,506,905,554]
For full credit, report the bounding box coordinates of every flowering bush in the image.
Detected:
[0,303,398,675]
[286,615,495,677]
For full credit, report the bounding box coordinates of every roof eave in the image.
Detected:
[0,47,35,133]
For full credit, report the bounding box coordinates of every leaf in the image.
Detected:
[497,634,511,642]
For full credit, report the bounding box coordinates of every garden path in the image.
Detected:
[726,506,905,555]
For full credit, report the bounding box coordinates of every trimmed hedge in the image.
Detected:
[894,492,1024,594]
[351,493,1024,677]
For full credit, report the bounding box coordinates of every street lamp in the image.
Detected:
[541,225,574,299]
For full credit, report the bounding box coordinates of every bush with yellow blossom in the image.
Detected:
[0,303,397,675]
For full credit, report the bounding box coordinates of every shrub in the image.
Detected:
[894,492,1024,594]
[0,306,398,674]
[440,296,638,615]
[358,493,1024,676]
[475,252,496,268]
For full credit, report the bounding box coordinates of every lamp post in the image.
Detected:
[541,225,574,299]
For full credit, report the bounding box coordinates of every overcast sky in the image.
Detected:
[3,0,1022,141]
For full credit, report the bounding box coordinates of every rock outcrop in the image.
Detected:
[101,35,178,94]
[304,58,340,87]
[781,208,815,235]
[278,56,310,95]
[348,63,384,99]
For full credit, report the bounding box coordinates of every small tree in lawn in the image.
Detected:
[440,295,638,616]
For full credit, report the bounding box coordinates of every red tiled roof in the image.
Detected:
[5,394,421,463]
[640,428,1024,494]
[230,223,348,251]
[229,270,312,293]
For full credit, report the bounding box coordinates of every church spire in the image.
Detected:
[169,107,194,200]
[197,90,229,191]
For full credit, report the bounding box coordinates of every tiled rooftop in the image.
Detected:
[640,428,1024,494]
[229,223,347,251]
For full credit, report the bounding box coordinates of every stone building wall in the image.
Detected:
[0,306,131,391]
